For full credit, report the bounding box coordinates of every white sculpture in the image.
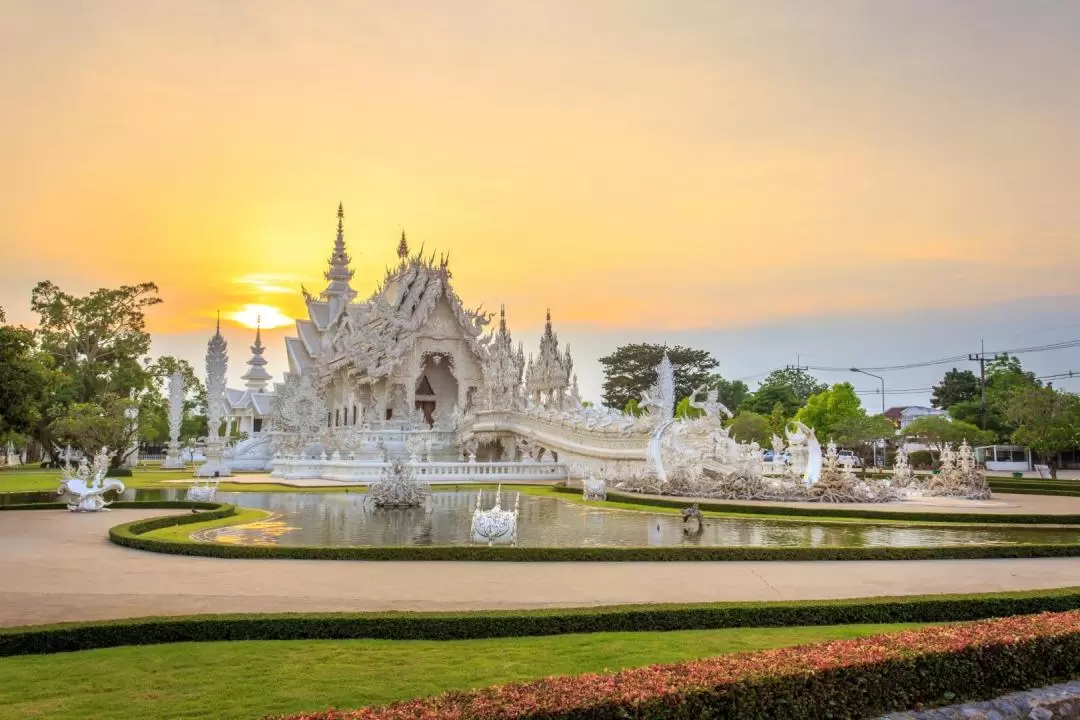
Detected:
[57,447,125,512]
[891,446,916,488]
[582,472,607,501]
[162,372,185,469]
[368,458,431,507]
[925,440,991,499]
[196,315,233,478]
[785,420,822,485]
[186,476,219,503]
[470,485,520,545]
[688,384,733,423]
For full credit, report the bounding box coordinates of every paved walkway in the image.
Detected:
[4,508,1080,628]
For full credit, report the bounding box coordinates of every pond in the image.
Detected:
[5,487,1078,548]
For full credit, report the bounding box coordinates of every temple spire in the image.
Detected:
[397,230,409,260]
[241,315,271,391]
[323,202,356,299]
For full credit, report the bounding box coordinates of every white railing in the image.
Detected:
[270,456,569,483]
[324,427,459,446]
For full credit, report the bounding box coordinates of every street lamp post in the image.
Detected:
[851,367,886,468]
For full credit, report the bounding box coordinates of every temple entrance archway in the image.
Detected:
[416,353,458,427]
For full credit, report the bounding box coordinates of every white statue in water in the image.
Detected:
[58,447,125,512]
[688,384,733,423]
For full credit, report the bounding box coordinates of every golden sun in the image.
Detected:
[230,304,294,330]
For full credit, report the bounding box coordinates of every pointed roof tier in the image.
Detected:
[397,230,409,260]
[322,203,356,299]
[240,317,272,391]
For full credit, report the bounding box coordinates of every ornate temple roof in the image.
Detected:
[281,207,493,383]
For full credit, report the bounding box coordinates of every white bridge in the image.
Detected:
[271,456,569,483]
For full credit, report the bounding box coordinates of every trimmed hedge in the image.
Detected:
[9,588,1080,658]
[109,511,1080,561]
[0,500,224,512]
[273,611,1080,720]
[552,485,1080,525]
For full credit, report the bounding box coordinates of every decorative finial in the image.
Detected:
[397,230,409,259]
[215,310,221,334]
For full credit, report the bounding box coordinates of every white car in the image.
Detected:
[836,450,863,468]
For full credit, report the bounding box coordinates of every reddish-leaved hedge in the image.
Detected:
[271,611,1080,720]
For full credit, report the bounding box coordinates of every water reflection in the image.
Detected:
[4,488,1077,548]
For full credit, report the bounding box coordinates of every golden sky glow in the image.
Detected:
[2,1,1080,399]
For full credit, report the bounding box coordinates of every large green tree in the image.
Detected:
[30,280,162,403]
[1005,385,1080,479]
[0,324,61,449]
[599,344,718,410]
[931,368,980,409]
[793,382,863,441]
[50,394,142,467]
[726,410,771,445]
[740,368,826,418]
[901,415,996,466]
[832,414,897,468]
[949,354,1040,440]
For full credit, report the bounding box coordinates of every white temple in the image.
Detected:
[190,203,985,504]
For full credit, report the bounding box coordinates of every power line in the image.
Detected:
[805,336,1080,374]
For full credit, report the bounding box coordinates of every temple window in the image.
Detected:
[253,418,263,433]
[352,405,357,424]
[335,409,341,426]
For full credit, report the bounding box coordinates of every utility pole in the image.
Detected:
[968,339,1000,431]
[786,359,809,403]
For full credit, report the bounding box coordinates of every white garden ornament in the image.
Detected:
[57,447,125,512]
[470,485,520,545]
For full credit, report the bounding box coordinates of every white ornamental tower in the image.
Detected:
[195,313,233,478]
[161,372,185,469]
[240,318,272,392]
[321,202,357,323]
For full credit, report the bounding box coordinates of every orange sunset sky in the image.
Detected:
[2,1,1080,402]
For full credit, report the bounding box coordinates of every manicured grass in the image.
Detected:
[0,623,928,720]
[142,507,272,542]
[0,466,189,493]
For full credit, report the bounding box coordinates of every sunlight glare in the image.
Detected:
[231,304,294,330]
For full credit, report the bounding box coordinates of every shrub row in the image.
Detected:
[9,588,1080,658]
[0,500,224,512]
[109,511,1080,562]
[273,611,1080,720]
[551,485,1080,524]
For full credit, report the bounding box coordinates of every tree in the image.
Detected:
[727,410,771,445]
[931,368,979,409]
[0,324,60,447]
[740,368,826,418]
[1006,385,1080,479]
[599,344,718,410]
[50,394,142,467]
[623,398,644,417]
[674,397,701,419]
[832,414,897,468]
[30,280,162,403]
[901,416,995,466]
[705,374,749,413]
[794,383,863,441]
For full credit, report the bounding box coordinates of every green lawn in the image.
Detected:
[0,623,928,720]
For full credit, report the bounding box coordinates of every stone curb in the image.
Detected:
[880,680,1080,719]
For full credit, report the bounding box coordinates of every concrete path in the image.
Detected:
[4,508,1080,628]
